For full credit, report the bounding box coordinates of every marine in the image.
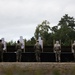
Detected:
[34,40,42,62]
[16,40,22,62]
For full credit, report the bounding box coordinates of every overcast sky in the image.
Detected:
[0,0,75,42]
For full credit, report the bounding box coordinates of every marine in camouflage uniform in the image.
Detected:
[0,40,4,62]
[54,41,61,62]
[16,40,22,62]
[72,41,75,61]
[34,40,42,62]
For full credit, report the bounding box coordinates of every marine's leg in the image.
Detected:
[16,51,19,62]
[58,52,61,62]
[1,51,3,62]
[19,51,21,62]
[55,52,57,62]
[38,52,41,62]
[35,51,39,62]
[35,52,37,62]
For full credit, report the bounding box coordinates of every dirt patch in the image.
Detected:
[0,62,75,75]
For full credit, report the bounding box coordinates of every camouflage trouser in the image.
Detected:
[16,49,22,62]
[0,51,3,62]
[55,51,61,62]
[35,50,41,62]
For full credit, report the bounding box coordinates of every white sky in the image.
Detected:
[0,0,75,42]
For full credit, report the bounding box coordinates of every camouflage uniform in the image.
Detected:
[54,42,61,62]
[16,41,22,62]
[0,40,4,62]
[34,41,42,62]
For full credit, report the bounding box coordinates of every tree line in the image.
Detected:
[7,14,75,46]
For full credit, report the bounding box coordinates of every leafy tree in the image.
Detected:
[7,40,16,46]
[34,20,52,45]
[30,37,36,45]
[7,14,75,46]
[34,26,40,40]
[26,37,36,46]
[58,14,75,29]
[51,26,58,33]
[52,14,75,45]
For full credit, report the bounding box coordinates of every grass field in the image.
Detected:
[0,62,75,75]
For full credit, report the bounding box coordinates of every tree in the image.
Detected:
[34,14,75,46]
[34,26,40,40]
[51,26,58,33]
[26,37,36,46]
[52,14,75,45]
[58,14,75,29]
[34,20,51,45]
[7,40,16,46]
